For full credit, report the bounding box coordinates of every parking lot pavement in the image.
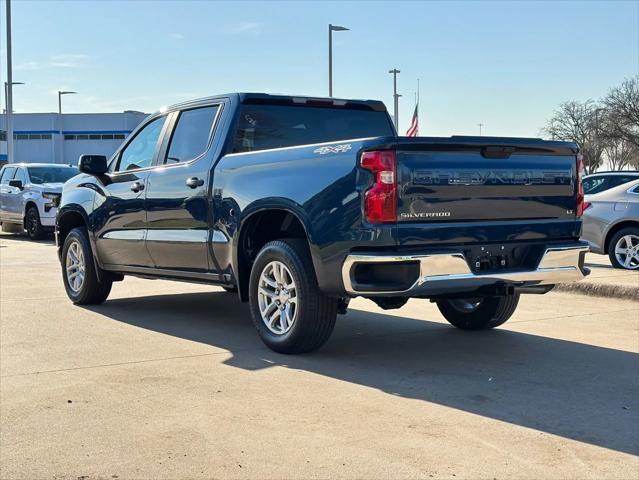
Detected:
[583,252,639,289]
[1,233,638,479]
[554,252,638,301]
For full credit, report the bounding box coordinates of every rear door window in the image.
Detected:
[232,104,394,153]
[583,176,608,194]
[0,167,16,184]
[165,106,219,164]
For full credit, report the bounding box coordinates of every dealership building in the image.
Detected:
[0,111,148,165]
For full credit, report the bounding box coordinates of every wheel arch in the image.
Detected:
[57,207,90,248]
[56,206,109,281]
[234,203,318,302]
[603,220,639,254]
[23,200,39,222]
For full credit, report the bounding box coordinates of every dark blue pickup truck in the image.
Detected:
[56,93,589,353]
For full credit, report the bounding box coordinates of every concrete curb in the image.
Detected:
[555,282,639,302]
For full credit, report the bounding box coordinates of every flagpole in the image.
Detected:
[417,78,420,135]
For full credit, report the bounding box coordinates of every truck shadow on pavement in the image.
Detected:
[0,233,56,245]
[87,291,639,456]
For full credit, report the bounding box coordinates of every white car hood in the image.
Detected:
[32,183,64,193]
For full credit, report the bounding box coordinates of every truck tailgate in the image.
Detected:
[396,147,577,224]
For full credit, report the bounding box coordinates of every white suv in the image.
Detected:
[0,163,78,239]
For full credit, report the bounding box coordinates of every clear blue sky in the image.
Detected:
[1,0,637,136]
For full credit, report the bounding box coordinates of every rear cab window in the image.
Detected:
[232,104,394,153]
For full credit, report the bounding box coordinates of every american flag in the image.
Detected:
[406,103,419,137]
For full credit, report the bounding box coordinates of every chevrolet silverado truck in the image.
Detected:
[1,163,78,239]
[56,93,589,353]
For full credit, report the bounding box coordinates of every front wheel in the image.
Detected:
[25,206,45,240]
[436,294,520,330]
[248,239,337,354]
[61,227,112,304]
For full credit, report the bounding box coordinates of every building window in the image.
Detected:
[0,130,6,141]
[13,133,53,140]
[63,133,127,140]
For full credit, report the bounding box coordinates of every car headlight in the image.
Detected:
[42,192,61,207]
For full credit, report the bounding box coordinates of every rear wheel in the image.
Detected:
[436,294,520,330]
[248,239,337,354]
[62,227,112,304]
[25,206,45,240]
[608,227,639,270]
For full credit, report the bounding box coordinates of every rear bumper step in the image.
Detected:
[341,242,589,296]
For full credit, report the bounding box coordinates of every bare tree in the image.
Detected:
[604,76,639,149]
[542,100,604,173]
[603,138,638,170]
[600,106,639,170]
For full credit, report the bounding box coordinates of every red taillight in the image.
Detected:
[583,201,592,211]
[361,150,397,224]
[576,154,586,217]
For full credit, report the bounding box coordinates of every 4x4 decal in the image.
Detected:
[313,144,352,155]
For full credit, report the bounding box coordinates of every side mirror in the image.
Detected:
[8,179,23,190]
[78,155,108,175]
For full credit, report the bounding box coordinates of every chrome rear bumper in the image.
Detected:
[341,243,589,296]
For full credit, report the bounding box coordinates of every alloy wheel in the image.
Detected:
[26,210,38,236]
[257,260,298,335]
[65,240,86,292]
[614,234,639,270]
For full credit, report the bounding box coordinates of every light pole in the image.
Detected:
[389,69,400,130]
[4,81,23,163]
[328,24,349,97]
[477,123,484,136]
[5,0,15,162]
[58,91,77,164]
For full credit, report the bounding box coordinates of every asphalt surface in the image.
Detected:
[1,233,638,479]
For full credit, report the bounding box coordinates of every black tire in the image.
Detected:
[25,206,45,240]
[436,294,520,330]
[607,227,639,270]
[248,239,337,354]
[222,286,238,293]
[61,227,112,305]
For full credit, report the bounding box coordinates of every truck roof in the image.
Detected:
[165,92,388,113]
[2,163,76,168]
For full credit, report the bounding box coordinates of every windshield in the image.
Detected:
[27,167,78,184]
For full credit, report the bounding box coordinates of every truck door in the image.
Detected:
[144,104,221,272]
[0,166,19,222]
[92,115,169,268]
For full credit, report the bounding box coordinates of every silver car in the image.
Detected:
[581,179,639,270]
[0,163,78,239]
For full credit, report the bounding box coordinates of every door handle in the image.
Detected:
[130,181,145,193]
[186,177,204,189]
